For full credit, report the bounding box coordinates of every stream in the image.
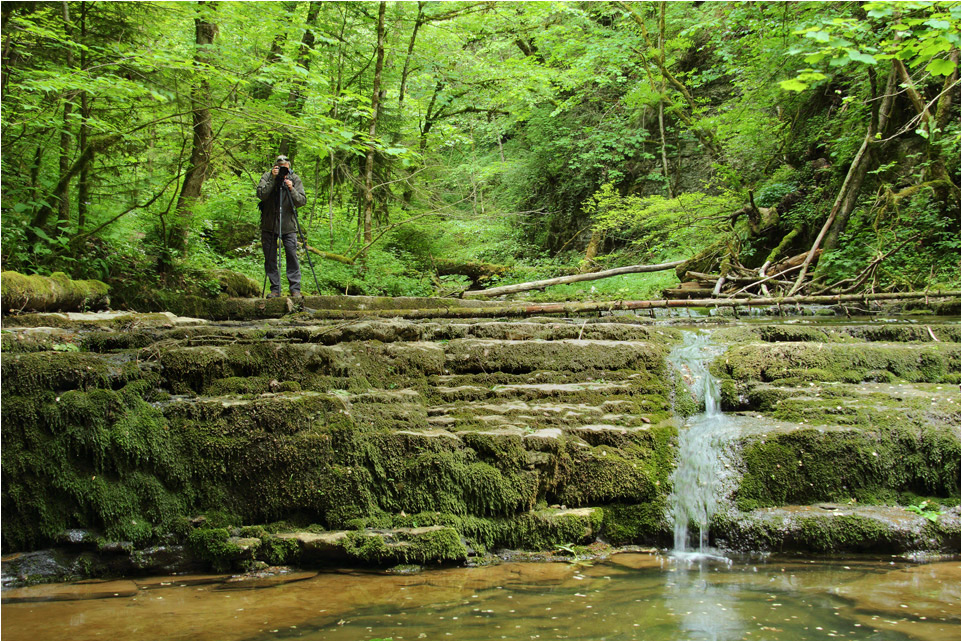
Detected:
[2,555,959,641]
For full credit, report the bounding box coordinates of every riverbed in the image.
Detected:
[2,553,958,641]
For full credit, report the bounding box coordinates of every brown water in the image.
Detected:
[2,554,959,641]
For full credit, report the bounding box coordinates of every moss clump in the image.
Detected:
[1,380,193,550]
[388,508,605,553]
[715,342,960,385]
[713,509,957,554]
[186,528,245,572]
[1,271,109,314]
[1,351,127,396]
[601,500,670,546]
[212,269,261,298]
[734,425,960,510]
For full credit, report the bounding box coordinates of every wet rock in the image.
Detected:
[218,568,317,589]
[275,526,467,565]
[1,579,138,603]
[608,552,663,570]
[714,504,961,554]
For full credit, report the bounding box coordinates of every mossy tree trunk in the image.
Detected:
[169,2,218,258]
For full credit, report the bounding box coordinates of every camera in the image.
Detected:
[276,165,290,179]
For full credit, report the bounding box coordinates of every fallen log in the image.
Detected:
[2,271,110,313]
[305,244,355,265]
[302,290,961,320]
[462,260,686,298]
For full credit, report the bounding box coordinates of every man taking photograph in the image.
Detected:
[257,154,308,298]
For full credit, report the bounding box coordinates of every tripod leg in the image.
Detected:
[284,188,322,295]
[291,208,322,294]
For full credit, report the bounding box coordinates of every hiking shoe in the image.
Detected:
[290,291,303,298]
[266,292,281,299]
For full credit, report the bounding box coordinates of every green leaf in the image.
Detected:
[779,78,809,92]
[867,8,893,19]
[847,50,877,65]
[927,57,958,76]
[806,30,832,43]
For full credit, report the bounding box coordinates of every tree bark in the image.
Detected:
[278,1,322,160]
[171,1,218,255]
[57,1,74,228]
[76,3,90,233]
[463,260,686,298]
[28,135,121,244]
[303,291,962,320]
[362,1,386,251]
[789,63,898,294]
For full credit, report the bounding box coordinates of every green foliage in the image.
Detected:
[780,1,961,91]
[904,500,946,523]
[0,1,957,300]
[585,183,738,260]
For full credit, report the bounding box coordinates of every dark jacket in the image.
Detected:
[257,168,307,234]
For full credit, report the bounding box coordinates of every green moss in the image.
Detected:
[259,534,300,565]
[717,342,960,385]
[187,528,244,572]
[1,352,124,396]
[601,500,670,546]
[1,380,194,550]
[734,425,960,510]
[1,271,109,313]
[213,269,261,298]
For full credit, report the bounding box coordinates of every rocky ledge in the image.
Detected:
[1,304,959,585]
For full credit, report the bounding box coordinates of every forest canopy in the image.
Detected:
[2,0,959,305]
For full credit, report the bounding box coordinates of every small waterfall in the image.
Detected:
[667,331,733,557]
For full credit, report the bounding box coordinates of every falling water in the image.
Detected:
[667,331,734,556]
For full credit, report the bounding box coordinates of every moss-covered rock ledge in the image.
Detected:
[1,271,109,314]
[1,312,959,584]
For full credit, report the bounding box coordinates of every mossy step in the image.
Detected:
[1,311,206,330]
[153,339,671,395]
[722,382,960,432]
[426,399,658,433]
[714,341,960,385]
[713,504,960,554]
[731,420,960,510]
[273,525,467,565]
[435,381,640,402]
[713,323,960,344]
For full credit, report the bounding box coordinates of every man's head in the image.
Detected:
[275,155,291,168]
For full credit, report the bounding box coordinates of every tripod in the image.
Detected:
[261,179,322,297]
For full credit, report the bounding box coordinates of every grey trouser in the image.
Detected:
[262,230,301,294]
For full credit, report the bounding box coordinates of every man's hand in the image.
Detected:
[284,178,293,190]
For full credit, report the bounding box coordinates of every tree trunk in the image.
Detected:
[278,1,321,160]
[76,3,90,233]
[362,1,386,251]
[303,291,962,321]
[57,2,74,228]
[821,65,899,255]
[28,135,121,245]
[171,1,218,255]
[463,260,686,298]
[789,64,898,294]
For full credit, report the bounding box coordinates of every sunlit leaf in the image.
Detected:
[926,57,957,76]
[779,78,809,92]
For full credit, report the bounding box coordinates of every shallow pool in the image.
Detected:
[2,553,959,641]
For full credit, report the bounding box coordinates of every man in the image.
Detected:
[257,155,308,298]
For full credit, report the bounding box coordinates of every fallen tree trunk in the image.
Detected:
[305,244,355,265]
[462,260,686,298]
[303,290,960,320]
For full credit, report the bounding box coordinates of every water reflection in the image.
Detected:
[2,556,959,641]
